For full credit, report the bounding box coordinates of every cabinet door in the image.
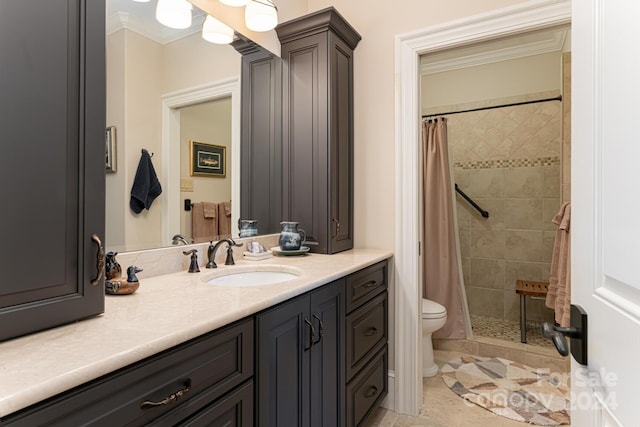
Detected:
[256,294,311,426]
[0,0,105,341]
[310,279,346,427]
[235,40,282,235]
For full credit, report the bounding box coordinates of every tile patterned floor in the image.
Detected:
[363,350,571,427]
[470,314,554,348]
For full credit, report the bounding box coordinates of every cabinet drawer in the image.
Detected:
[346,291,387,381]
[3,318,253,427]
[345,261,387,313]
[346,346,388,427]
[175,380,253,427]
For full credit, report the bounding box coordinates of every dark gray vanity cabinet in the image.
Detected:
[0,0,105,341]
[277,8,361,254]
[256,279,345,426]
[345,261,389,427]
[2,319,254,426]
[233,39,283,235]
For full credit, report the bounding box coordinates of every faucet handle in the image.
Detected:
[182,249,200,273]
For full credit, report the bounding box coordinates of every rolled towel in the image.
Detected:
[130,149,162,214]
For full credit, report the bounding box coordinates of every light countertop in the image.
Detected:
[0,249,392,418]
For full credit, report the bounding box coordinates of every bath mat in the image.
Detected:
[441,356,570,426]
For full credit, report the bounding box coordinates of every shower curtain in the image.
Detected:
[422,119,470,339]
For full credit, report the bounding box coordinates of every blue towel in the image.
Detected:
[130,149,162,213]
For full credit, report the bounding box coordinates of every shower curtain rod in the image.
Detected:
[422,95,562,119]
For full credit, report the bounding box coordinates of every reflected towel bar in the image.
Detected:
[455,184,489,218]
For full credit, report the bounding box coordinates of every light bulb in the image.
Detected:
[156,0,193,30]
[202,15,234,44]
[245,0,278,32]
[132,0,151,3]
[219,0,250,6]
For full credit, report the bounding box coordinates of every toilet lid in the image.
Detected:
[422,299,447,319]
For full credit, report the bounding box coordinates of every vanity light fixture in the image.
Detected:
[155,0,193,29]
[202,15,234,44]
[244,0,278,32]
[219,0,250,6]
[131,0,151,3]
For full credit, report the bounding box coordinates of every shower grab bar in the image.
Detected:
[455,184,489,218]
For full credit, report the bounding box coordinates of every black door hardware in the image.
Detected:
[541,304,588,365]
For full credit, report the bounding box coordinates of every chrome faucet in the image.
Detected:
[207,238,243,268]
[171,234,190,245]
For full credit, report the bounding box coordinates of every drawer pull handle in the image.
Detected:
[363,327,378,337]
[363,280,379,289]
[313,313,324,344]
[140,380,192,410]
[90,234,105,286]
[364,385,378,399]
[304,317,316,349]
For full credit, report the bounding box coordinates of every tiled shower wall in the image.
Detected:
[449,97,561,323]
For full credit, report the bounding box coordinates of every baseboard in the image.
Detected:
[380,370,396,410]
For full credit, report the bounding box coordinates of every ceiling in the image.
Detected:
[107,0,208,44]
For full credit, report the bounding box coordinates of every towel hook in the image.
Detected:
[141,148,154,157]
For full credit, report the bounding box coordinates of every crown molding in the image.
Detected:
[107,9,207,45]
[420,28,568,75]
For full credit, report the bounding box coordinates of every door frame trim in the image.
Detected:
[161,77,241,240]
[393,0,571,415]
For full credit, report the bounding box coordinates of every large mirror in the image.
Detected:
[106,0,259,252]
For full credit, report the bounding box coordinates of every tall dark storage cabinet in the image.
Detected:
[277,8,361,254]
[0,0,105,341]
[233,39,283,235]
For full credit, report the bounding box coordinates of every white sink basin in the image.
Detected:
[205,266,301,287]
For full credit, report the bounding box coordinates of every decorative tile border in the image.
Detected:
[454,156,560,170]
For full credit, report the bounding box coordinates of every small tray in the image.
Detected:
[270,246,310,256]
[243,251,273,261]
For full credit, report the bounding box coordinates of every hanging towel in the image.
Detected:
[203,202,217,219]
[217,201,232,238]
[192,202,218,243]
[546,202,571,327]
[130,149,162,214]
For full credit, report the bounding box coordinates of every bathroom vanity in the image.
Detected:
[0,251,390,426]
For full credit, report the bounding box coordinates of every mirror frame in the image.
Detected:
[161,77,241,242]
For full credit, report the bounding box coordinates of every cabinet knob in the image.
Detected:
[90,234,105,286]
[364,385,378,399]
[363,327,378,337]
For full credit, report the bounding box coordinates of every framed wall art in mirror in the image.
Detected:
[190,140,226,177]
[106,126,116,173]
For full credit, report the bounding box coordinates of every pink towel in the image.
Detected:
[546,202,571,326]
[203,202,217,219]
[217,201,232,238]
[192,202,218,243]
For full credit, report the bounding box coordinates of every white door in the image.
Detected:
[572,1,640,426]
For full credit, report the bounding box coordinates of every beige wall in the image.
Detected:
[422,52,562,115]
[179,98,233,240]
[106,29,241,252]
[300,0,533,370]
[450,100,561,324]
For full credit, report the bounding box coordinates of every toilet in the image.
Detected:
[422,298,448,377]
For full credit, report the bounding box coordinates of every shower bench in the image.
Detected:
[515,280,549,343]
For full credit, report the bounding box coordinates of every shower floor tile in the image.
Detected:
[470,314,554,348]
